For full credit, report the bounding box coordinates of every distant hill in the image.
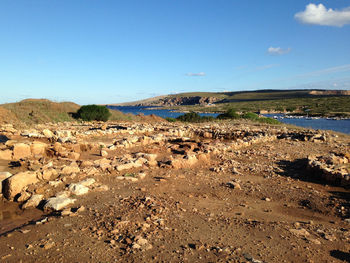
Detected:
[0,99,163,125]
[113,89,350,107]
[0,99,80,125]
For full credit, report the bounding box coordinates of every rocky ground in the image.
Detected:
[0,121,349,262]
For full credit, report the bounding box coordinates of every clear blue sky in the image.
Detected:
[1,0,350,104]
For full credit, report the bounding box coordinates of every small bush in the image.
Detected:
[217,108,240,119]
[76,105,111,121]
[241,112,259,120]
[176,112,202,122]
[275,106,284,112]
[286,106,296,112]
[176,112,214,123]
[166,117,177,122]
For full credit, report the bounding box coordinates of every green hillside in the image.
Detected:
[164,90,350,117]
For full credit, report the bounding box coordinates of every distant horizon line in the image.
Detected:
[1,87,350,106]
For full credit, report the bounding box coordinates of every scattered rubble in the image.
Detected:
[308,153,350,186]
[0,120,349,262]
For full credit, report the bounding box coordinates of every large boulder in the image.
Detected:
[30,141,47,156]
[13,143,31,160]
[3,171,39,200]
[0,150,12,160]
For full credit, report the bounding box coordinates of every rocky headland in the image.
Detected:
[0,119,349,262]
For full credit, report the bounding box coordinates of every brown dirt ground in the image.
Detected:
[0,126,350,263]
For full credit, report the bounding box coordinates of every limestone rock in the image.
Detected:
[3,171,39,200]
[41,168,58,181]
[100,150,108,157]
[30,141,47,156]
[289,228,310,237]
[44,196,76,211]
[68,183,89,195]
[13,143,31,160]
[48,180,62,187]
[133,236,152,250]
[17,191,31,202]
[227,181,241,190]
[143,153,157,162]
[42,129,54,138]
[116,162,141,171]
[61,164,80,175]
[93,158,111,168]
[0,150,12,160]
[22,194,44,209]
[67,152,80,160]
[80,160,93,168]
[85,167,99,176]
[79,178,95,187]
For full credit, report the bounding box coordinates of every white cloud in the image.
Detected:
[186,72,206,77]
[267,47,291,55]
[295,3,350,27]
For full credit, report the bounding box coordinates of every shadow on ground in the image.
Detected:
[277,159,350,218]
[276,158,327,185]
[330,250,350,262]
[0,134,9,143]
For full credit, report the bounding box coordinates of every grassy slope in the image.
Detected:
[0,99,162,125]
[109,109,140,121]
[1,99,80,125]
[169,89,348,101]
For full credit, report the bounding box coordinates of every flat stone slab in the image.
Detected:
[44,197,76,211]
[22,194,44,209]
[79,178,96,187]
[68,183,89,195]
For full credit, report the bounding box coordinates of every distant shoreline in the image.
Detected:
[109,105,350,120]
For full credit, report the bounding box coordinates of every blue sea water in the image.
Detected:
[264,114,350,134]
[108,106,218,119]
[108,106,350,134]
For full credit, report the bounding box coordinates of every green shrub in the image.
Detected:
[76,105,111,121]
[275,106,284,112]
[165,117,177,122]
[176,112,214,123]
[217,108,240,119]
[286,106,296,112]
[176,112,202,122]
[241,112,259,120]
